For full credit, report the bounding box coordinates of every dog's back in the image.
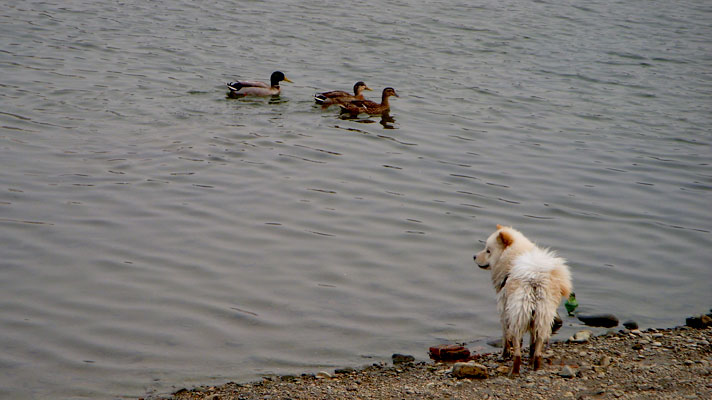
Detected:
[504,247,572,345]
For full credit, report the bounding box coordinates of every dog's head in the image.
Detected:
[473,224,516,270]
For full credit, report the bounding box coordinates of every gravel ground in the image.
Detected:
[160,325,711,400]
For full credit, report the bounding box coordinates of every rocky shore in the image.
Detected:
[162,318,711,400]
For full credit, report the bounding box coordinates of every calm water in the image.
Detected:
[1,0,711,398]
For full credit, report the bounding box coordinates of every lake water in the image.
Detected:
[1,0,710,398]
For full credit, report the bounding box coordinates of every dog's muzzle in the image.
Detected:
[473,255,489,269]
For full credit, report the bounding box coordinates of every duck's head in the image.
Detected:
[270,71,293,86]
[382,87,399,98]
[354,81,372,95]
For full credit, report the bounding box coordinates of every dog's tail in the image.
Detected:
[505,284,558,341]
[506,248,572,339]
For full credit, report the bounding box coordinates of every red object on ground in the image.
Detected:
[428,344,471,361]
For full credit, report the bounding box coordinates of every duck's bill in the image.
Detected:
[365,86,373,91]
[283,77,293,83]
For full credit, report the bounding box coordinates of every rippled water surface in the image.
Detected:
[1,1,711,398]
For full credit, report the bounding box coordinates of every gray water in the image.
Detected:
[1,0,711,398]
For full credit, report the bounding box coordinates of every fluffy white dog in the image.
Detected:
[474,225,572,374]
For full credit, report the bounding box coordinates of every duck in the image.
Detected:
[314,81,372,108]
[338,87,399,116]
[226,71,292,98]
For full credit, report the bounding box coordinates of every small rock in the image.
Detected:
[568,330,593,343]
[686,314,712,329]
[599,355,612,367]
[316,371,332,379]
[392,353,415,365]
[559,365,576,378]
[487,338,503,348]
[334,367,355,375]
[451,362,489,379]
[428,344,471,361]
[623,320,639,330]
[577,313,619,328]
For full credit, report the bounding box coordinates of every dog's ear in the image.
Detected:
[498,230,514,248]
[496,224,504,230]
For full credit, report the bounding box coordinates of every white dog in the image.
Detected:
[474,225,572,374]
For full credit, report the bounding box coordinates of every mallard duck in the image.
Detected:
[314,81,372,108]
[338,87,398,116]
[226,71,292,98]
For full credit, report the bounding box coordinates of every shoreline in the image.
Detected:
[159,317,711,400]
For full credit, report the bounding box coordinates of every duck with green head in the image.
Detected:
[227,71,292,98]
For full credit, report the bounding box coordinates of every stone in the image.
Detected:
[316,371,332,379]
[686,314,712,329]
[428,344,471,361]
[334,367,355,375]
[623,320,639,330]
[392,353,415,365]
[568,330,593,343]
[559,365,576,378]
[451,362,489,379]
[496,365,510,374]
[577,313,619,328]
[487,338,503,348]
[599,355,612,367]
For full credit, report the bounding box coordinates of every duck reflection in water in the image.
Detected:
[339,110,397,129]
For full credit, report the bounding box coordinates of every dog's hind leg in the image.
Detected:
[501,322,514,359]
[502,334,513,359]
[531,332,545,370]
[529,332,535,360]
[531,310,549,371]
[509,325,523,375]
[528,314,536,360]
[510,337,522,375]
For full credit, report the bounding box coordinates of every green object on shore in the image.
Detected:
[565,292,578,316]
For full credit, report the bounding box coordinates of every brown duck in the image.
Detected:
[314,81,372,108]
[338,87,399,116]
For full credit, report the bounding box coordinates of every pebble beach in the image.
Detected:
[160,316,711,400]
